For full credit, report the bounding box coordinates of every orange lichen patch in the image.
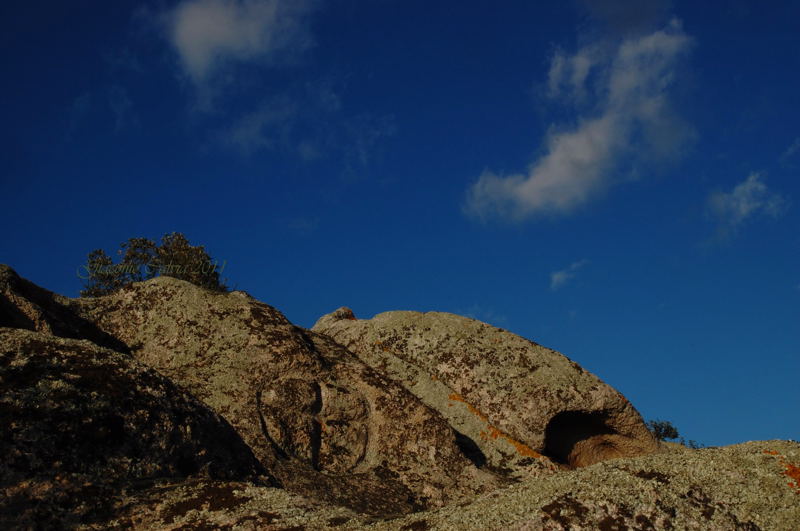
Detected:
[431,374,438,381]
[487,426,502,440]
[783,461,800,493]
[448,393,489,422]
[504,435,542,458]
[449,393,542,459]
[763,450,800,493]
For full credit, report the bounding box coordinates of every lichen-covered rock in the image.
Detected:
[370,440,800,530]
[63,276,497,515]
[96,479,371,530]
[0,264,129,352]
[0,328,270,529]
[5,264,795,529]
[313,308,658,473]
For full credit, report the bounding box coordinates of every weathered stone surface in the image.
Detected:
[0,264,129,352]
[370,440,800,530]
[313,308,658,473]
[64,276,497,514]
[0,328,270,529]
[3,265,796,529]
[96,479,371,530]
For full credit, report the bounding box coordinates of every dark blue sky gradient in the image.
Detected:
[2,0,798,446]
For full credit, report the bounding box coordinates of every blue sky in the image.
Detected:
[2,0,798,447]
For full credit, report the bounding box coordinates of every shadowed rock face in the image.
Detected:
[313,308,659,471]
[0,265,129,352]
[0,328,269,528]
[62,277,497,515]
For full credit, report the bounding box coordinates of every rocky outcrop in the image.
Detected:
[0,264,129,352]
[313,308,659,473]
[0,328,269,529]
[2,264,796,529]
[371,440,800,530]
[57,276,497,514]
[97,479,371,530]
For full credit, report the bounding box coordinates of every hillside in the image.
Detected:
[1,264,797,529]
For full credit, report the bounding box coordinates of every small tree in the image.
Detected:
[646,419,680,441]
[151,232,226,291]
[81,249,125,297]
[119,237,158,283]
[80,233,227,296]
[646,419,705,448]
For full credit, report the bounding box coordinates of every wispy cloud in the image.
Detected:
[550,259,588,291]
[221,92,395,172]
[108,85,137,132]
[223,98,296,153]
[577,0,673,36]
[465,18,692,222]
[781,137,800,162]
[708,172,787,236]
[546,45,602,102]
[168,0,316,85]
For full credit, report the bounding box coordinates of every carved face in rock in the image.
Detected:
[257,377,369,474]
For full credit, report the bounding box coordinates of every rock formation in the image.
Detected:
[313,308,658,472]
[0,327,270,528]
[370,440,800,530]
[1,265,497,517]
[1,264,798,529]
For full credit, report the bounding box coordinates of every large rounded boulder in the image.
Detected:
[313,308,659,472]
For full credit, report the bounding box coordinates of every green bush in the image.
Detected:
[646,419,680,441]
[80,232,227,296]
[646,419,704,448]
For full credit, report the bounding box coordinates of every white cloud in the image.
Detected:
[223,99,296,153]
[782,137,800,161]
[169,0,315,84]
[550,259,588,291]
[547,45,602,101]
[466,19,692,222]
[708,172,786,234]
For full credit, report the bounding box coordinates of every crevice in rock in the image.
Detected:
[543,410,616,466]
[310,382,322,470]
[0,292,35,329]
[254,390,289,460]
[453,429,487,468]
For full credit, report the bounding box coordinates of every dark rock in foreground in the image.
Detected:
[0,328,270,529]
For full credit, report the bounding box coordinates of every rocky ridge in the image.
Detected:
[1,264,798,529]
